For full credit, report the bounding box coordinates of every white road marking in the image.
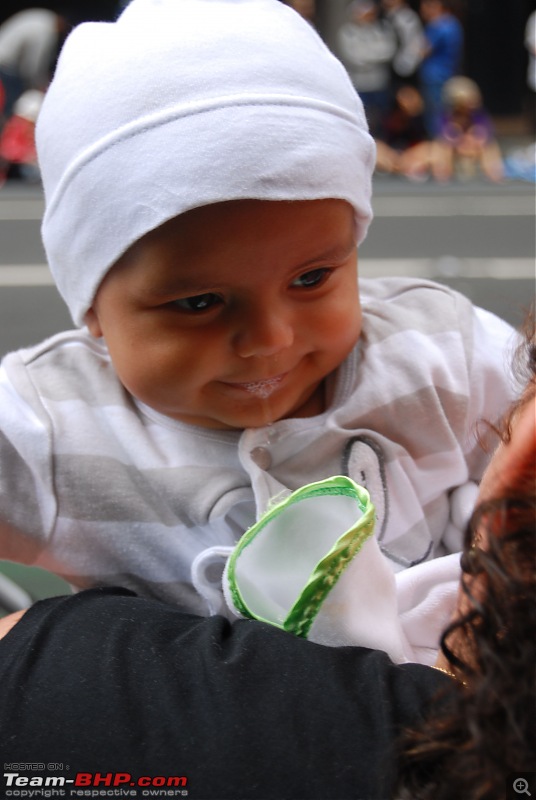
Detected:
[0,258,534,286]
[0,192,534,220]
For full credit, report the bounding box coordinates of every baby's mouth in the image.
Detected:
[228,374,286,399]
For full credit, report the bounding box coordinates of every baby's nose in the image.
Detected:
[233,306,294,359]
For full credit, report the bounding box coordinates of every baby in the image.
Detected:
[0,0,515,651]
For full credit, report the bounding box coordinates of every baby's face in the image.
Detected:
[85,199,361,430]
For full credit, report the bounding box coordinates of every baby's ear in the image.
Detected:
[84,307,103,338]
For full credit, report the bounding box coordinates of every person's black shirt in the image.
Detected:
[0,587,450,800]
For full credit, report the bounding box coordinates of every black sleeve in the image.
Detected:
[0,587,451,800]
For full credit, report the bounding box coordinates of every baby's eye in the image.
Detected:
[292,268,331,288]
[173,293,222,313]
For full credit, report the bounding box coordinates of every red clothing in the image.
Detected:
[0,114,36,163]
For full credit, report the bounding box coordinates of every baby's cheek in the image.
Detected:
[328,294,362,347]
[126,343,205,406]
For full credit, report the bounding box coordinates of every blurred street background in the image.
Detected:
[1,0,534,119]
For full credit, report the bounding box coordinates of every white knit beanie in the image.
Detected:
[36,0,376,326]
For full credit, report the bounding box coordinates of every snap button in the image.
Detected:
[250,446,272,470]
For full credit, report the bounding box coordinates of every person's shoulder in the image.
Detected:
[400,6,422,22]
[442,13,463,34]
[3,8,56,31]
[20,8,57,24]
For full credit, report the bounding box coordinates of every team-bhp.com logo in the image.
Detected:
[3,769,188,797]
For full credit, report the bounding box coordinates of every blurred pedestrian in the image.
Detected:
[526,11,536,94]
[381,0,425,89]
[503,10,536,179]
[0,89,44,185]
[337,0,397,138]
[375,84,432,180]
[0,8,68,123]
[525,10,536,133]
[419,0,463,137]
[430,76,503,182]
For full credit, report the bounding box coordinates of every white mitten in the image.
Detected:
[222,475,412,663]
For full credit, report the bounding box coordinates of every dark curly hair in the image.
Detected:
[396,315,536,800]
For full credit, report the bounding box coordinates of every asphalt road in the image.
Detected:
[0,177,534,358]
